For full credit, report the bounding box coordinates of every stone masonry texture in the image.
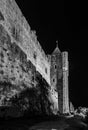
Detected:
[0,0,69,117]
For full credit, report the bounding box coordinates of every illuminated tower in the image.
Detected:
[62,52,69,113]
[50,44,63,113]
[50,44,69,114]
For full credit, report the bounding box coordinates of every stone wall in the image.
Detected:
[0,0,50,85]
[0,23,34,105]
[0,0,57,116]
[0,0,70,115]
[0,22,53,117]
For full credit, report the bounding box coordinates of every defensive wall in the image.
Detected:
[0,0,51,85]
[0,0,70,115]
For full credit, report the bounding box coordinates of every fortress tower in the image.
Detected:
[50,44,69,114]
[62,51,69,113]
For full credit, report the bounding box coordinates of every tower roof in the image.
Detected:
[52,43,61,54]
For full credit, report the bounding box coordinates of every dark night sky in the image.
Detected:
[15,0,88,108]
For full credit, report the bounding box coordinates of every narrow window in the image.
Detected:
[55,64,57,69]
[45,68,47,74]
[53,78,55,82]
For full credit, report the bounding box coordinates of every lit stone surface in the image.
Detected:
[62,52,69,113]
[0,0,70,117]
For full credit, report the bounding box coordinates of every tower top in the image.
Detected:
[52,41,61,54]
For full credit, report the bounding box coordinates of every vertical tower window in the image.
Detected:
[53,78,55,82]
[55,64,57,69]
[45,68,47,74]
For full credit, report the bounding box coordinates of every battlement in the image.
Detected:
[0,0,51,85]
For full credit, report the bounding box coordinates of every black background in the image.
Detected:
[15,0,88,108]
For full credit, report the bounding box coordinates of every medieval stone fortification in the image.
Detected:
[0,0,69,116]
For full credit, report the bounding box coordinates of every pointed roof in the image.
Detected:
[52,42,61,54]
